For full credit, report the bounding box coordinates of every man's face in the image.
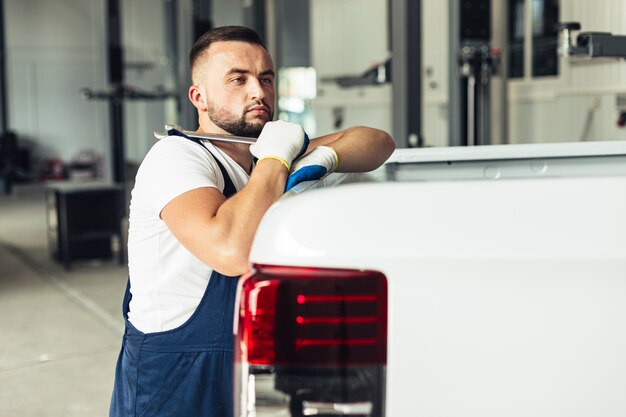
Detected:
[196,41,275,137]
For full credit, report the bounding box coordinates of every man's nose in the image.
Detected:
[247,78,265,100]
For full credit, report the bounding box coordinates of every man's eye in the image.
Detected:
[231,77,245,84]
[261,78,274,85]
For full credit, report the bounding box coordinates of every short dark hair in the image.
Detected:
[189,26,267,71]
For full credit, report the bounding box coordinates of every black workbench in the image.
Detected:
[45,182,124,270]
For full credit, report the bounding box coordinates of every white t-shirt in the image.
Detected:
[127,136,250,333]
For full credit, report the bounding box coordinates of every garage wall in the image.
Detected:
[309,0,391,137]
[213,0,245,26]
[6,0,110,176]
[5,0,178,179]
[507,0,626,144]
[422,0,449,147]
[4,0,289,181]
[420,0,626,146]
[121,0,176,166]
[6,0,625,172]
[306,0,451,146]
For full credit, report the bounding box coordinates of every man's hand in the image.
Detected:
[285,146,339,192]
[249,120,309,171]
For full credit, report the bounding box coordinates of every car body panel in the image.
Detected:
[246,142,626,416]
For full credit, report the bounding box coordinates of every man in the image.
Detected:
[109,26,395,417]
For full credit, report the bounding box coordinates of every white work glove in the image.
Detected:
[249,120,309,171]
[285,146,339,192]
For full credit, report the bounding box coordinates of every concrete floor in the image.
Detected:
[0,184,127,417]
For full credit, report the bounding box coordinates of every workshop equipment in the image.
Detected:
[153,124,257,145]
[557,22,626,129]
[46,182,124,270]
[449,0,501,147]
[557,22,626,60]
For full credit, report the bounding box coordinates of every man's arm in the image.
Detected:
[160,121,307,277]
[308,126,395,172]
[161,158,287,276]
[283,126,395,191]
[160,124,393,277]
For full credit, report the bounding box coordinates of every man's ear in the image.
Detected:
[189,85,208,112]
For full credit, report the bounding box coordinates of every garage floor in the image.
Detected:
[0,184,127,417]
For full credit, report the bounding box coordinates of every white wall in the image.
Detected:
[507,0,626,144]
[308,0,450,146]
[7,0,624,172]
[422,0,450,147]
[309,0,391,137]
[122,0,176,165]
[419,0,626,146]
[213,0,245,26]
[6,0,110,176]
[308,0,626,147]
[5,0,181,179]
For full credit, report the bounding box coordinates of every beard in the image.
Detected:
[207,99,273,138]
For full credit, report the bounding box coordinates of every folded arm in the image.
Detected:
[160,124,394,276]
[307,126,395,172]
[160,121,307,277]
[284,126,396,190]
[161,158,287,276]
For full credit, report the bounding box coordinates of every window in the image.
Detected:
[508,0,526,78]
[532,0,559,76]
[508,0,559,78]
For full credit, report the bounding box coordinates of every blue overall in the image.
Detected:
[110,134,239,417]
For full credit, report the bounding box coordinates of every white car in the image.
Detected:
[234,141,626,417]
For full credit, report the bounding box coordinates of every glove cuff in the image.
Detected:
[258,156,291,171]
[314,146,339,172]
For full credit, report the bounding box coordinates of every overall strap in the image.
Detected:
[121,277,131,320]
[120,129,239,318]
[169,128,237,198]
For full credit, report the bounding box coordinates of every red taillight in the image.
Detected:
[237,265,388,367]
[240,279,279,364]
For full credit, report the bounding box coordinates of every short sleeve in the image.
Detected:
[132,137,223,214]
